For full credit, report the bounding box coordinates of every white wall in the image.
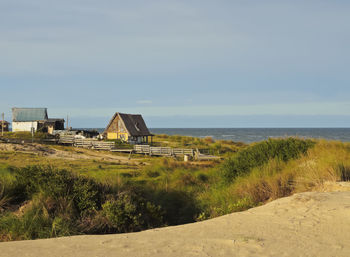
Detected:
[12,122,38,132]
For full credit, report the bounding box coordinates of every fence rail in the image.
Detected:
[134,145,194,157]
[57,137,219,159]
[58,135,75,144]
[58,136,115,150]
[2,136,220,160]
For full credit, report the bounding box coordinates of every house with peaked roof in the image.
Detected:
[104,112,153,144]
[12,108,65,133]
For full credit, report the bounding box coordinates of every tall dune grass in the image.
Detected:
[1,138,350,240]
[199,140,350,218]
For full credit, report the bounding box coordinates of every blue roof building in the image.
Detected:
[11,107,64,133]
[12,108,48,122]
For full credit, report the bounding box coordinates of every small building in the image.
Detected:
[104,112,153,144]
[0,120,10,132]
[12,108,65,134]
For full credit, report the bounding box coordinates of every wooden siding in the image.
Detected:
[106,115,129,140]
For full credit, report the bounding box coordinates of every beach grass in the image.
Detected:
[0,137,350,241]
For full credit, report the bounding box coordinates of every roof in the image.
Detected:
[105,112,153,136]
[12,108,48,122]
[46,118,65,122]
[0,120,9,124]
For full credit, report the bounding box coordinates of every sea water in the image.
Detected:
[148,128,350,144]
[90,128,349,144]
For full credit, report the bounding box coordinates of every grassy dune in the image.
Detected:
[0,137,349,241]
[198,140,350,218]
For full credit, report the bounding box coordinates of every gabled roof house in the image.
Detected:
[12,108,65,133]
[104,112,153,144]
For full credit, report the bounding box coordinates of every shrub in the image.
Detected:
[102,192,163,233]
[221,138,315,183]
[51,217,74,237]
[13,166,103,216]
[0,203,52,241]
[72,176,101,215]
[150,190,200,225]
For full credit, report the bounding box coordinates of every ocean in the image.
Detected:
[92,128,350,144]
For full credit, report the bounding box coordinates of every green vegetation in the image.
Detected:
[0,166,168,240]
[152,134,246,155]
[221,138,315,182]
[198,139,350,218]
[0,132,52,140]
[0,137,350,241]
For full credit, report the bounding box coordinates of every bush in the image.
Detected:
[221,138,315,183]
[150,190,200,225]
[0,203,52,241]
[72,177,101,215]
[102,192,163,233]
[0,166,170,240]
[13,166,103,216]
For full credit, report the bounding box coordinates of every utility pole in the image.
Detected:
[31,121,34,143]
[1,113,4,137]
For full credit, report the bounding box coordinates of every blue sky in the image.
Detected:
[1,0,350,127]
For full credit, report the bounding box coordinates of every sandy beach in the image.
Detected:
[1,183,349,257]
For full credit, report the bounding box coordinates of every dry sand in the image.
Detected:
[1,183,350,257]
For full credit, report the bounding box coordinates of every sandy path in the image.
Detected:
[0,142,142,164]
[1,187,350,257]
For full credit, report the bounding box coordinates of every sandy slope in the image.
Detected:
[1,185,350,257]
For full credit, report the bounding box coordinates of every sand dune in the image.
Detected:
[1,184,350,257]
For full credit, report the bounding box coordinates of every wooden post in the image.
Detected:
[1,113,4,136]
[128,149,133,160]
[66,115,69,131]
[31,121,34,143]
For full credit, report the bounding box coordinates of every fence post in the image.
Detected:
[1,113,4,137]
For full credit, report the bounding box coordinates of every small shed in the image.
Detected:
[104,112,153,144]
[0,120,10,132]
[12,108,65,133]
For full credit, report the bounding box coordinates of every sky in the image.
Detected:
[1,0,350,128]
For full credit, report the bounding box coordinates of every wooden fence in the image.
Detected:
[134,145,195,157]
[58,135,75,144]
[56,137,219,159]
[75,139,115,150]
[58,136,115,150]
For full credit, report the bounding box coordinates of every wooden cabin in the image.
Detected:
[12,108,65,134]
[0,120,10,132]
[104,112,153,144]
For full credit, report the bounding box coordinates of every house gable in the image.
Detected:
[105,114,128,134]
[104,112,153,142]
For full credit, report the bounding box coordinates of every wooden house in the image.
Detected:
[0,120,10,132]
[12,108,65,134]
[104,112,153,144]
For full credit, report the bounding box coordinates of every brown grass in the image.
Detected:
[199,140,350,218]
